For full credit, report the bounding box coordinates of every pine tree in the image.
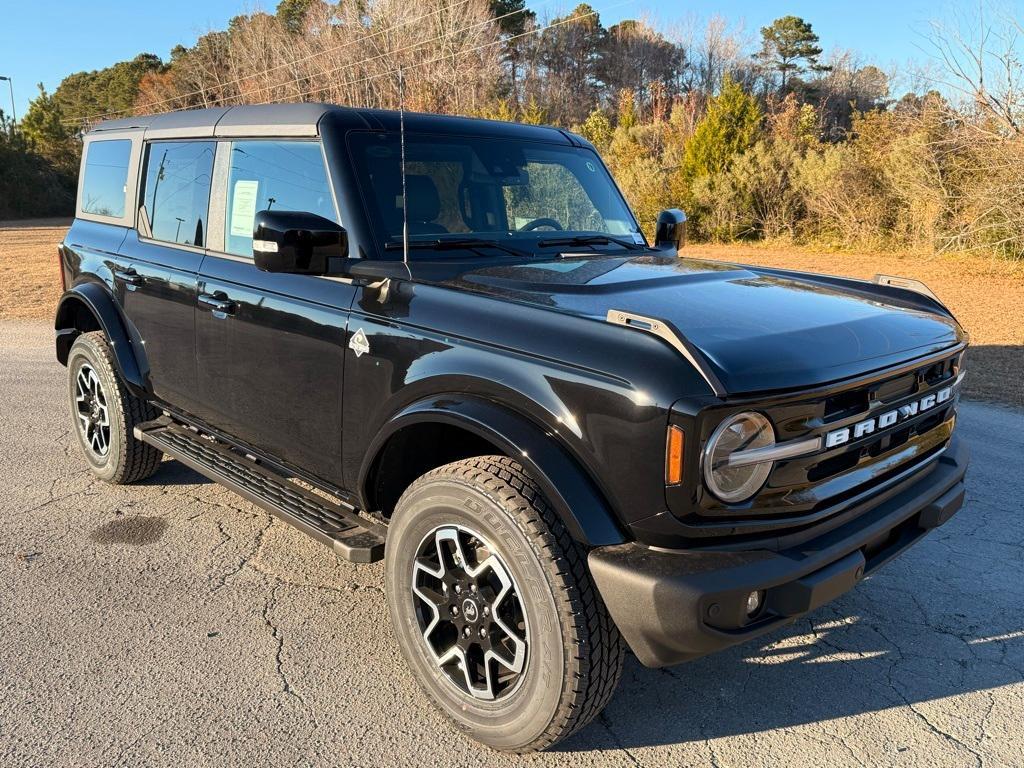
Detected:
[682,75,763,180]
[757,16,828,90]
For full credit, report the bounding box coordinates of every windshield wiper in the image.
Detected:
[384,237,529,259]
[536,234,646,251]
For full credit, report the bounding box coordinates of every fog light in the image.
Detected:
[746,590,764,616]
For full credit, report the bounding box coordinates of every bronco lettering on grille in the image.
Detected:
[824,381,959,449]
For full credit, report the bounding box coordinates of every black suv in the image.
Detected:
[55,103,968,752]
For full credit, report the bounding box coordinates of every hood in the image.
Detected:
[413,253,964,395]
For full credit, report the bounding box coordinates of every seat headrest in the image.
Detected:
[405,175,441,223]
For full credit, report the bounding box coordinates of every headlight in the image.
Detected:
[702,411,775,503]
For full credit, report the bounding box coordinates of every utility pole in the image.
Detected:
[0,76,16,127]
[150,150,168,228]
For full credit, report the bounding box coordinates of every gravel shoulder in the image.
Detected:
[2,320,1022,767]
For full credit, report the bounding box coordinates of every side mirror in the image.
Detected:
[654,209,687,255]
[253,210,348,275]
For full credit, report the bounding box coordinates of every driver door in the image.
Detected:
[193,138,357,487]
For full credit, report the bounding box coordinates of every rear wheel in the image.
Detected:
[67,331,162,484]
[385,456,624,752]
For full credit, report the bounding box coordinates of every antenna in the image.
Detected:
[399,67,409,267]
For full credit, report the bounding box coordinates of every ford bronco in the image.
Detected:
[55,103,968,752]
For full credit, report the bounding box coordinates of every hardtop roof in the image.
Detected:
[87,102,578,145]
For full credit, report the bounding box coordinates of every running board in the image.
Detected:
[134,419,385,563]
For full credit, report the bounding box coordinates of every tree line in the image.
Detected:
[1,0,1021,258]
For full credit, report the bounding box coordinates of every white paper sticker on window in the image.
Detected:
[230,179,260,237]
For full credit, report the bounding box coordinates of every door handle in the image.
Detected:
[198,292,236,316]
[113,268,144,287]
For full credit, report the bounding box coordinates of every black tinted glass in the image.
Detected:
[142,141,215,247]
[224,141,336,257]
[81,139,131,218]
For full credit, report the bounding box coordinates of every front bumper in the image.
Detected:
[589,436,969,668]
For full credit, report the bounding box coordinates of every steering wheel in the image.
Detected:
[519,217,563,232]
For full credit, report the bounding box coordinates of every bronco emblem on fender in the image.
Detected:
[349,328,370,358]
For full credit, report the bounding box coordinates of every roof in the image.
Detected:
[87,102,576,144]
[88,103,334,139]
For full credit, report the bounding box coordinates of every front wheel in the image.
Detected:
[384,456,624,752]
[66,331,163,484]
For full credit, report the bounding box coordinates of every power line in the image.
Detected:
[63,0,547,127]
[65,0,626,127]
[257,1,630,107]
[239,0,554,107]
[64,0,479,125]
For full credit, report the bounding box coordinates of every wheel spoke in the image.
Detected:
[95,424,108,454]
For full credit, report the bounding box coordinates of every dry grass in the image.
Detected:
[1,223,1020,406]
[0,223,69,321]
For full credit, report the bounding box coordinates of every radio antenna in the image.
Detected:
[399,67,409,268]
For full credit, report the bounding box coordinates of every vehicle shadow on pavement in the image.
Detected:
[136,459,213,487]
[560,566,1022,751]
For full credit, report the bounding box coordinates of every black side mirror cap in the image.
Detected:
[654,209,687,255]
[253,210,349,275]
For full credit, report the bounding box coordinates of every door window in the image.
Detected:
[223,140,337,257]
[140,141,215,247]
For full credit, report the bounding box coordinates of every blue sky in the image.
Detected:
[0,0,1010,120]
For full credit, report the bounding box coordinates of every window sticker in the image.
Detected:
[230,179,260,237]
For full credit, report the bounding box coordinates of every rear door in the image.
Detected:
[117,139,215,415]
[193,138,356,486]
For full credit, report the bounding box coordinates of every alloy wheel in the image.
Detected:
[74,363,111,457]
[411,524,528,701]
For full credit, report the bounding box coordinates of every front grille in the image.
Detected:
[690,347,964,533]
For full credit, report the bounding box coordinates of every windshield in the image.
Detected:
[348,132,643,258]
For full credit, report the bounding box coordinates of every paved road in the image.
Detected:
[1,320,1022,767]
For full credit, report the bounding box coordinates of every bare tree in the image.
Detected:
[921,2,1023,135]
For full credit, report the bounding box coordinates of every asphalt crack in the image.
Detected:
[210,516,273,592]
[597,712,642,766]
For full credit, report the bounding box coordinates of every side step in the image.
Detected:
[134,419,385,563]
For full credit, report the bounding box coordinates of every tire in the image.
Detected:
[384,455,625,753]
[67,331,163,484]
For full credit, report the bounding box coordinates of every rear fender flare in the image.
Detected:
[362,395,626,547]
[54,283,148,396]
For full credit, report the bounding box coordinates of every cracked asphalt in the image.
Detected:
[1,319,1022,767]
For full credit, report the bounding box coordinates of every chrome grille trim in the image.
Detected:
[726,435,822,468]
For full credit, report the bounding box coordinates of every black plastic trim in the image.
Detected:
[589,436,968,667]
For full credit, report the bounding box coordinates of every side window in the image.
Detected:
[141,141,215,247]
[224,140,336,257]
[81,139,132,218]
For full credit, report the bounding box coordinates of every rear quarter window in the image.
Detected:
[81,139,132,218]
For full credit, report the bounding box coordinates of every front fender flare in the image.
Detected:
[362,395,626,547]
[54,283,147,396]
